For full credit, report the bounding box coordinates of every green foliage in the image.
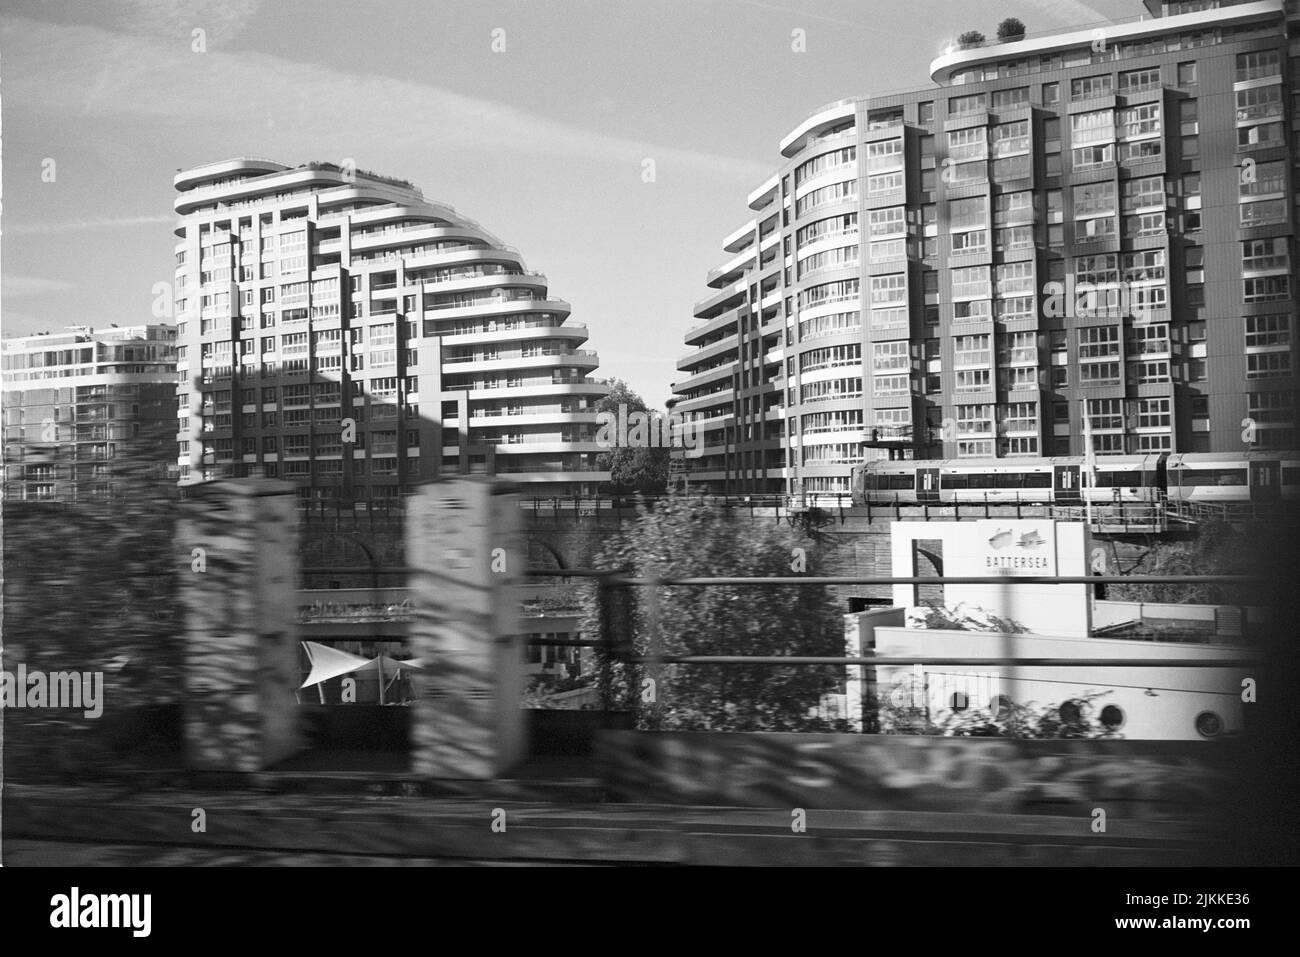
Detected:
[1109,520,1277,606]
[576,495,849,731]
[593,378,669,495]
[997,17,1026,40]
[881,690,1117,739]
[913,602,1029,634]
[958,30,986,47]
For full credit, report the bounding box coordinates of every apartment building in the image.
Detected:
[675,0,1300,495]
[1,324,178,502]
[171,159,610,502]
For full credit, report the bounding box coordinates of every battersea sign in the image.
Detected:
[958,521,1058,577]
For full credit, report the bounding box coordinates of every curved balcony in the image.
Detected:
[440,351,600,376]
[929,1,1279,84]
[173,157,289,193]
[673,361,737,393]
[779,99,858,157]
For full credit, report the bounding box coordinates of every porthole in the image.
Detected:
[1100,704,1125,730]
[1195,711,1223,738]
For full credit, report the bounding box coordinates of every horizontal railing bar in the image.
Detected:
[546,574,1255,586]
[302,568,1256,585]
[623,656,1258,667]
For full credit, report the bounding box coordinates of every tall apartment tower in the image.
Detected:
[1,324,178,502]
[171,159,610,502]
[676,0,1300,496]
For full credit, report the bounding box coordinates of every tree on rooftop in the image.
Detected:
[997,17,1027,41]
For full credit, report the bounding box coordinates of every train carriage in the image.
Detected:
[1166,451,1300,504]
[851,454,1167,506]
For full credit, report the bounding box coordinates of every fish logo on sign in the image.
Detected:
[1016,530,1047,550]
[987,529,1014,550]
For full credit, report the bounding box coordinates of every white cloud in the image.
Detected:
[4,215,175,237]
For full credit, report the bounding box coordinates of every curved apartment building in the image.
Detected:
[172,158,610,501]
[677,0,1300,496]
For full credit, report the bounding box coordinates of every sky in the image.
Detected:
[2,0,1136,407]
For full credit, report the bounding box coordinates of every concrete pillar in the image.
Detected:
[406,477,525,778]
[178,478,303,771]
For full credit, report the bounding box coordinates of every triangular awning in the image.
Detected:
[299,642,425,688]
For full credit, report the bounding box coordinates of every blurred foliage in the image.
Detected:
[881,690,1117,739]
[576,494,852,732]
[912,602,1029,633]
[3,420,183,779]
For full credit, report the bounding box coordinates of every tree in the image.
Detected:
[576,495,851,731]
[1109,520,1277,606]
[593,378,669,495]
[997,17,1026,41]
[958,30,986,47]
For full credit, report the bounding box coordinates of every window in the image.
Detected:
[1042,82,1060,105]
[865,139,903,173]
[868,207,904,238]
[795,146,857,185]
[955,368,991,392]
[950,266,991,300]
[1245,314,1291,350]
[990,87,1029,111]
[1244,276,1291,303]
[1177,61,1197,86]
[1247,352,1291,378]
[947,126,988,163]
[1236,50,1280,83]
[1071,75,1112,100]
[1243,237,1289,274]
[949,93,987,116]
[1118,103,1161,140]
[955,404,994,436]
[1119,67,1161,94]
[796,180,857,215]
[1079,326,1121,384]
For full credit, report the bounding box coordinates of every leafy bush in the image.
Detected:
[997,17,1026,41]
[958,30,986,47]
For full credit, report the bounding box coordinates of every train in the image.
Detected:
[849,451,1300,506]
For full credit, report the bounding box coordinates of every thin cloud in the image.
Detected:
[3,215,175,237]
[731,0,933,40]
[2,276,78,297]
[3,17,773,184]
[1022,0,1111,27]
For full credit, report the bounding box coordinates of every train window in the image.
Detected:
[994,472,1023,488]
[969,473,996,489]
[1214,469,1247,486]
[1024,472,1052,488]
[888,475,914,490]
[943,474,967,488]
